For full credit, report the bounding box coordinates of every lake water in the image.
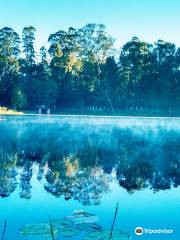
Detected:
[0,115,180,240]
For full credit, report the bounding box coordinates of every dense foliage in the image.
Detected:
[0,25,180,114]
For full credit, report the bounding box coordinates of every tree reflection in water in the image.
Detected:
[0,119,180,203]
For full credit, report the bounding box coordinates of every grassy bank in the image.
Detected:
[0,107,177,117]
[0,107,23,115]
[52,109,175,117]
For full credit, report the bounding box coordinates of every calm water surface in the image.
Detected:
[0,115,180,240]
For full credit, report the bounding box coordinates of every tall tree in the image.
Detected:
[100,57,119,109]
[22,26,36,65]
[48,28,82,107]
[21,26,37,107]
[0,27,20,106]
[119,37,151,110]
[153,40,176,114]
[79,24,115,110]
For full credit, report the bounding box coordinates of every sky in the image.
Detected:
[0,0,180,52]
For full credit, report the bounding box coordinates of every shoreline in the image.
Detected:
[1,113,180,119]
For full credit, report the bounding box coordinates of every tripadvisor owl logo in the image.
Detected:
[135,227,144,236]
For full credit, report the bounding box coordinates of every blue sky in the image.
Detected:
[0,0,180,51]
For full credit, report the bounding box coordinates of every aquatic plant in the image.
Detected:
[19,211,131,239]
[48,218,55,240]
[109,202,119,240]
[20,218,83,238]
[1,220,7,240]
[20,223,59,238]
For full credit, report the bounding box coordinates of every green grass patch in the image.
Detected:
[0,107,23,115]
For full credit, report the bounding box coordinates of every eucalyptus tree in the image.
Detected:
[153,40,176,114]
[100,57,119,110]
[0,27,20,106]
[39,46,50,80]
[21,26,37,107]
[22,26,36,66]
[78,24,115,110]
[174,48,180,110]
[48,27,81,73]
[33,46,58,108]
[119,37,152,110]
[48,27,83,107]
[78,24,114,62]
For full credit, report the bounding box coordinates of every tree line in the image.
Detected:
[0,24,180,114]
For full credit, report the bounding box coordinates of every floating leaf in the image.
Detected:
[46,218,73,229]
[77,223,102,232]
[19,223,58,236]
[19,213,131,240]
[73,210,95,218]
[65,210,99,224]
[60,227,82,237]
[20,219,81,238]
[49,218,81,237]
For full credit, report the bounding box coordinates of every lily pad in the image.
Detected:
[47,218,73,229]
[77,223,102,232]
[20,219,82,238]
[60,227,82,237]
[83,229,131,240]
[65,210,99,224]
[49,218,81,237]
[20,223,58,236]
[19,212,131,240]
[73,210,95,218]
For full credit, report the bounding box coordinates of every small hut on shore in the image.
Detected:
[38,105,50,114]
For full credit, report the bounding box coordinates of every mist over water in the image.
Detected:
[0,115,180,196]
[0,115,180,239]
